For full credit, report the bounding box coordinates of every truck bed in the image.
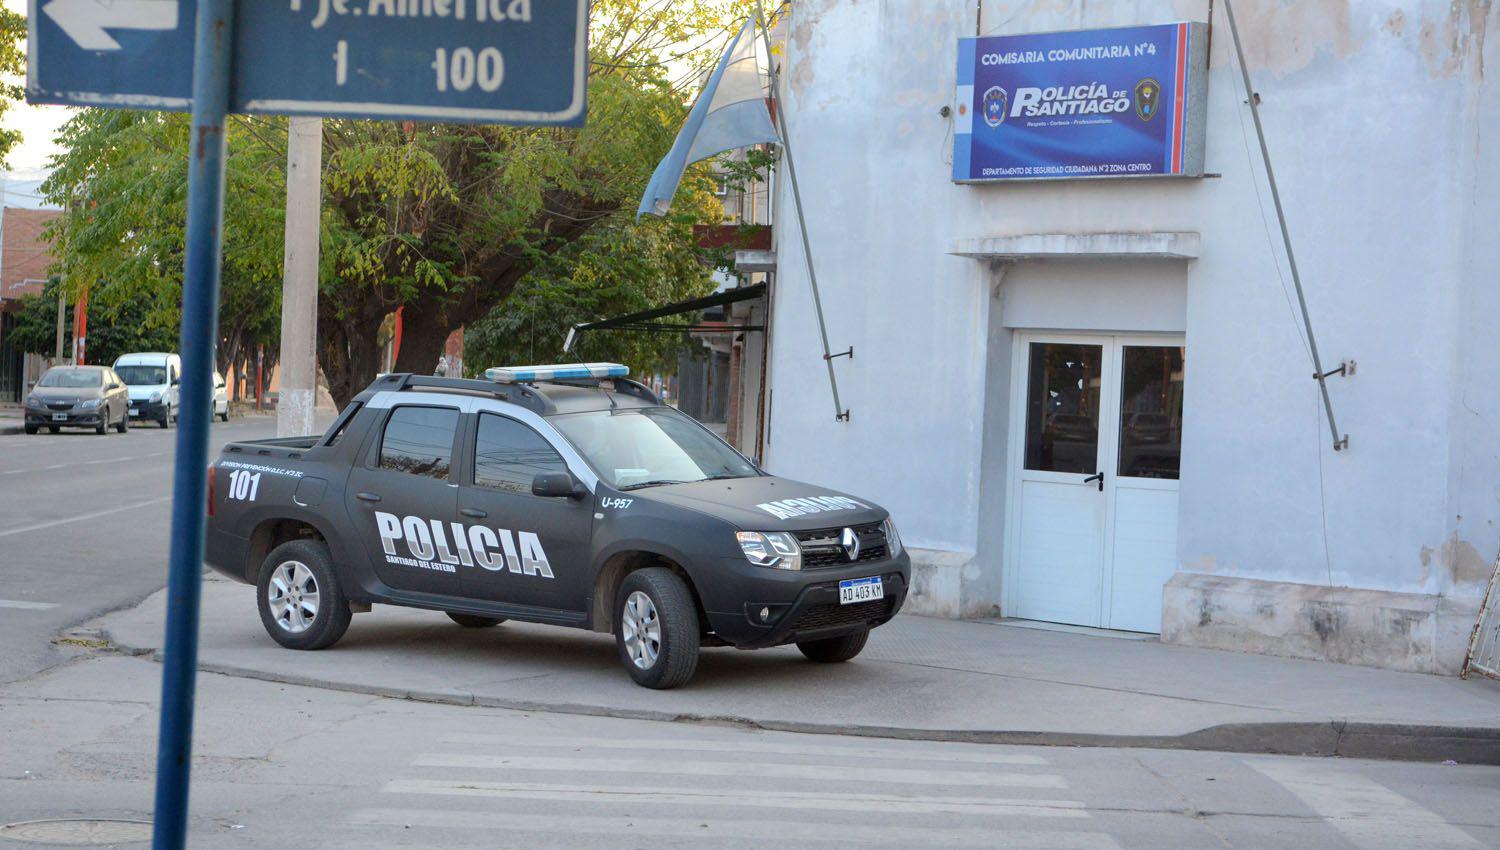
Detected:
[221,435,322,460]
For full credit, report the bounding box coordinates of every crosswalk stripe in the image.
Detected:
[412,753,1067,789]
[437,733,1050,765]
[0,599,59,611]
[349,807,1123,848]
[383,778,1091,818]
[1249,760,1483,849]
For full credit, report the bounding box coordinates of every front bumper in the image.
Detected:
[702,552,911,648]
[129,400,168,420]
[26,408,103,426]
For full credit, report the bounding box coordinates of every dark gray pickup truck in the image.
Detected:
[205,365,909,688]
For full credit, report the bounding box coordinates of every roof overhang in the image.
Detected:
[950,231,1201,261]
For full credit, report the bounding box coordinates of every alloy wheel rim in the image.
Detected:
[621,590,661,670]
[267,560,320,634]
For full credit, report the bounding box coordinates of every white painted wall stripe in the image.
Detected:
[383,778,1090,819]
[348,808,1122,848]
[412,753,1066,789]
[437,733,1049,765]
[1249,760,1483,849]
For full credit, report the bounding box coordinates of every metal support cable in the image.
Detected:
[1222,0,1348,451]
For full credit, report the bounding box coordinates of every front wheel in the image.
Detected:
[256,540,352,651]
[23,424,36,435]
[797,629,870,663]
[615,568,700,689]
[116,409,129,433]
[95,410,108,435]
[446,612,505,628]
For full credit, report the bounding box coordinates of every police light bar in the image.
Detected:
[485,363,630,384]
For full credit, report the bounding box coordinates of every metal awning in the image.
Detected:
[563,282,767,352]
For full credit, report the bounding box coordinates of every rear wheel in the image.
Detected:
[446,612,505,628]
[256,540,352,651]
[615,568,700,689]
[796,629,870,663]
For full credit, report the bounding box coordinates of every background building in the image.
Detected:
[760,0,1500,673]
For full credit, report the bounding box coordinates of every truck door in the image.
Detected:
[456,411,593,612]
[345,403,463,597]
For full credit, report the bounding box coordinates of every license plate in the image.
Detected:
[838,576,883,605]
[128,409,140,417]
[51,413,67,421]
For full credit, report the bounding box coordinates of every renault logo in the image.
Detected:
[840,527,861,561]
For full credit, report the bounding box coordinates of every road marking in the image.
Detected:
[0,599,59,610]
[412,753,1067,789]
[384,778,1090,818]
[348,808,1122,848]
[0,497,170,539]
[438,733,1051,765]
[1249,760,1483,849]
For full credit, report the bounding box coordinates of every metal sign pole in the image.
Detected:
[151,1,235,847]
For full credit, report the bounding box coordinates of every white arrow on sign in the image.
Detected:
[43,0,179,52]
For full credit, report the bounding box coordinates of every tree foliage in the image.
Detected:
[0,7,26,165]
[42,0,758,408]
[7,278,176,367]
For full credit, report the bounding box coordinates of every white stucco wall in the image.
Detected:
[765,0,1500,620]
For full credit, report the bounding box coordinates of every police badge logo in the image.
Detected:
[1134,78,1161,121]
[982,86,1008,128]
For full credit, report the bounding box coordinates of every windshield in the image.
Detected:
[38,369,102,388]
[550,407,759,490]
[116,365,167,386]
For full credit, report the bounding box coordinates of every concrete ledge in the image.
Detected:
[1162,573,1483,675]
[950,231,1201,260]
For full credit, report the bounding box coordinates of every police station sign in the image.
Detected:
[952,23,1207,182]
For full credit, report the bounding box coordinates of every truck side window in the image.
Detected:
[474,413,568,494]
[324,402,363,447]
[378,405,459,479]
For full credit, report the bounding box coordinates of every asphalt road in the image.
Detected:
[0,413,296,684]
[2,655,1497,849]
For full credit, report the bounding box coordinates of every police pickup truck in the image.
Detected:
[205,364,909,688]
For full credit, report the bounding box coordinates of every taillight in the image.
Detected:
[207,466,215,517]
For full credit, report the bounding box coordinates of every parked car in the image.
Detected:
[213,371,230,422]
[24,365,131,435]
[204,364,910,689]
[113,352,181,428]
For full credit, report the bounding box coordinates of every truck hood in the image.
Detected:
[126,384,169,402]
[636,476,887,531]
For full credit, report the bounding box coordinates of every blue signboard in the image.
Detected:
[27,0,588,125]
[953,23,1207,182]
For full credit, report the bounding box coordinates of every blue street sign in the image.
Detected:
[28,0,588,125]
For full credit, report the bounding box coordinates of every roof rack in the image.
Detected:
[370,373,557,416]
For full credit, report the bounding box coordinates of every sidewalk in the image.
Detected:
[0,402,21,434]
[97,575,1500,763]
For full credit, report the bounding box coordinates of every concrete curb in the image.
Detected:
[103,630,1500,765]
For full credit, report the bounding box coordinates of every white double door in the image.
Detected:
[1004,333,1185,633]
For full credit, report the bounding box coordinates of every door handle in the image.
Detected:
[1083,472,1104,492]
[355,492,382,503]
[460,508,488,519]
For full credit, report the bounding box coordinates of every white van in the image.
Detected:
[113,352,181,428]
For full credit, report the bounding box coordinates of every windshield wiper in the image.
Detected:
[619,479,690,491]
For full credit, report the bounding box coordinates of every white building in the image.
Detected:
[758,0,1500,674]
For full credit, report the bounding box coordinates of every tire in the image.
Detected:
[117,410,129,433]
[796,629,870,663]
[159,411,170,429]
[255,539,353,651]
[219,407,230,422]
[447,612,505,628]
[615,568,700,689]
[96,410,108,435]
[48,426,59,434]
[23,425,36,435]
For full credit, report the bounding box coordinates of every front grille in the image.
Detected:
[46,402,72,411]
[794,522,888,569]
[791,597,895,631]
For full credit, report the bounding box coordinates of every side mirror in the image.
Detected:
[532,472,586,500]
[108,382,121,390]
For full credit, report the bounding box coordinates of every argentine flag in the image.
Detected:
[636,17,779,220]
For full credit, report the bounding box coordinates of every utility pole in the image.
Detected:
[54,291,65,363]
[277,115,323,437]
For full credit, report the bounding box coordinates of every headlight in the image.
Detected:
[736,531,802,571]
[149,391,162,403]
[882,517,903,558]
[81,398,103,409]
[24,395,43,408]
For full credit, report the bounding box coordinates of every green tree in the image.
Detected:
[0,8,27,164]
[7,278,176,366]
[42,0,755,408]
